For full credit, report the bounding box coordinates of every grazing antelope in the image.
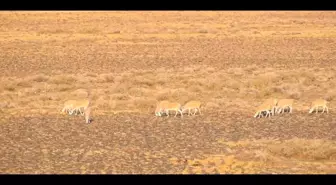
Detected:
[309,99,329,114]
[84,107,92,124]
[262,98,278,116]
[155,100,170,116]
[276,99,294,114]
[254,102,273,118]
[70,99,90,116]
[181,100,202,116]
[164,102,184,118]
[61,100,77,115]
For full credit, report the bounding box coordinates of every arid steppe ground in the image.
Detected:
[0,11,335,174]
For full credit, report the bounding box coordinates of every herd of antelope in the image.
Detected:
[154,100,202,118]
[60,96,329,123]
[60,99,202,123]
[253,98,329,118]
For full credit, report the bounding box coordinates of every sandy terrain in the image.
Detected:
[0,11,335,174]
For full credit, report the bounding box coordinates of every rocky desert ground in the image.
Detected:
[0,11,335,174]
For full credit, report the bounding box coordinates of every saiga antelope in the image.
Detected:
[276,99,294,114]
[308,99,329,114]
[155,100,170,117]
[181,100,202,116]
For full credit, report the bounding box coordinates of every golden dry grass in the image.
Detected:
[0,11,335,174]
[181,139,336,174]
[1,66,334,116]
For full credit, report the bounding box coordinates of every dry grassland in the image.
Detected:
[0,11,335,174]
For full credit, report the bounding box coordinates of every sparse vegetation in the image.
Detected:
[0,11,335,174]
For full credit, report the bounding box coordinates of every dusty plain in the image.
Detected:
[0,11,335,174]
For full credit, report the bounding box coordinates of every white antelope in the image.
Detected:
[70,99,90,116]
[276,99,294,114]
[61,100,77,115]
[254,102,273,118]
[181,100,202,116]
[164,102,184,118]
[308,99,329,114]
[155,100,170,117]
[84,107,92,124]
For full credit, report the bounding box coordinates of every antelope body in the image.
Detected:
[309,99,329,114]
[155,100,170,116]
[61,100,77,115]
[254,102,273,118]
[262,98,278,116]
[70,99,90,115]
[181,100,202,116]
[276,99,294,114]
[164,102,183,118]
